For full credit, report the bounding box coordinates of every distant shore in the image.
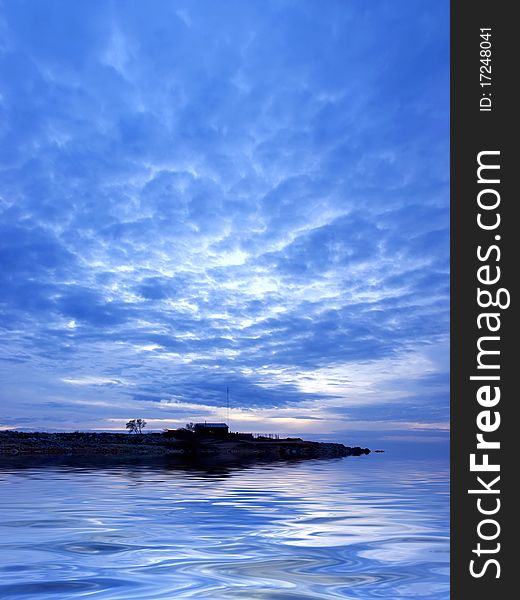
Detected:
[0,431,370,460]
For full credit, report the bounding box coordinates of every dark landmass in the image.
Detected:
[0,431,370,460]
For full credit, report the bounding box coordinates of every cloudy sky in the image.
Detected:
[0,0,449,438]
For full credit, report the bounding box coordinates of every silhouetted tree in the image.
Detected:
[186,422,195,431]
[126,419,147,434]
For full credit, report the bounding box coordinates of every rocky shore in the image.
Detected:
[0,431,370,460]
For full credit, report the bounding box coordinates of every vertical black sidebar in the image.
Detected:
[451,1,514,598]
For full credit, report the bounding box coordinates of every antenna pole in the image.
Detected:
[226,386,230,425]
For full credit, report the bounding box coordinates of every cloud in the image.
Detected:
[0,0,449,433]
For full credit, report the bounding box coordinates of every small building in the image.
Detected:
[193,422,229,437]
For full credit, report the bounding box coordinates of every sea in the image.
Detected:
[0,438,449,599]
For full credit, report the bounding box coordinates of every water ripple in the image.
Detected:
[0,456,449,599]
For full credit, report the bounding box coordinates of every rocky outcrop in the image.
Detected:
[0,431,370,460]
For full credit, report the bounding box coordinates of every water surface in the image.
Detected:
[0,453,449,599]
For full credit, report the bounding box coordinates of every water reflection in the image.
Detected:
[0,455,449,599]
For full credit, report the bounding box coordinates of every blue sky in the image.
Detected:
[0,0,449,438]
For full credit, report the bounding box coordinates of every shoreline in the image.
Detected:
[0,431,370,460]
